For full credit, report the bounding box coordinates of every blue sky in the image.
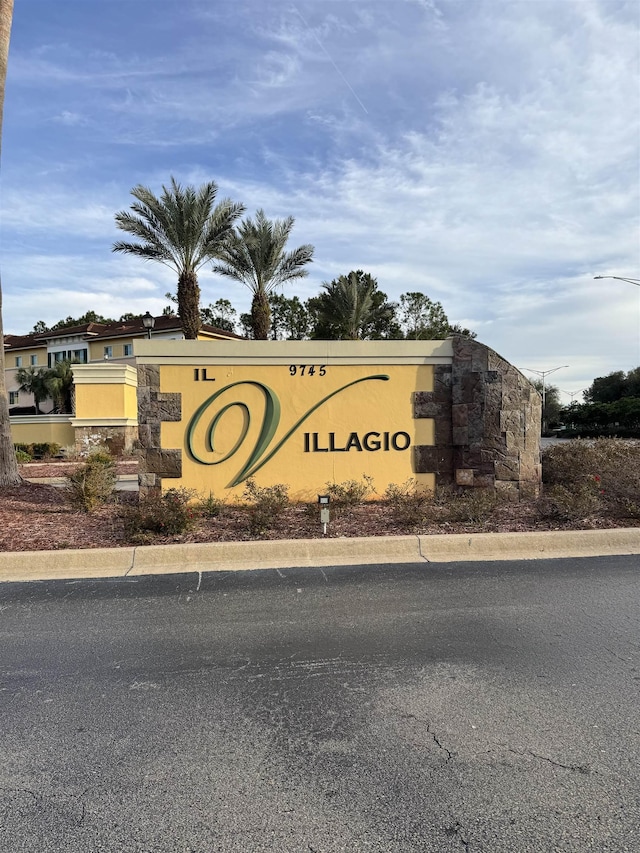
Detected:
[2,0,639,394]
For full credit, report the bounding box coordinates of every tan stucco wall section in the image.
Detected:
[72,364,138,420]
[10,417,75,447]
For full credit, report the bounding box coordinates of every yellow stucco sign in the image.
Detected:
[159,360,436,501]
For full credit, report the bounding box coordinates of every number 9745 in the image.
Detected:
[289,364,326,377]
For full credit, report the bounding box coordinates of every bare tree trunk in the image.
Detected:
[251,290,271,340]
[0,0,21,486]
[177,270,201,339]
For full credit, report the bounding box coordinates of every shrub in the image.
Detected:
[542,438,640,520]
[14,442,61,460]
[384,479,434,528]
[15,449,32,463]
[60,445,81,461]
[242,478,290,534]
[537,483,601,522]
[437,486,502,524]
[325,475,375,511]
[122,488,197,538]
[197,491,225,518]
[65,450,117,512]
[30,442,61,459]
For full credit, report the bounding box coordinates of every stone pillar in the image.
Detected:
[137,364,182,497]
[414,337,541,499]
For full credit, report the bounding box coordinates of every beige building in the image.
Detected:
[4,316,241,452]
[4,315,240,414]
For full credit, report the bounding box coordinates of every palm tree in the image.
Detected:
[113,177,244,339]
[309,270,401,340]
[16,366,50,414]
[45,360,75,414]
[0,0,21,485]
[212,209,314,340]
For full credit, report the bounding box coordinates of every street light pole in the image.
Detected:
[561,388,585,403]
[594,276,640,286]
[595,276,640,365]
[522,365,569,432]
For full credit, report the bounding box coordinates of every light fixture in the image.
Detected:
[521,365,568,432]
[142,311,155,339]
[594,275,640,286]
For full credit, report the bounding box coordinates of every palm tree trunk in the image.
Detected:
[177,270,201,339]
[251,290,271,340]
[0,0,21,486]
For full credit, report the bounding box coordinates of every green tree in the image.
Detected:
[31,320,49,334]
[0,0,20,485]
[584,371,627,404]
[399,292,476,339]
[45,360,75,414]
[269,294,310,340]
[239,312,254,339]
[15,366,50,414]
[308,271,401,340]
[625,367,640,398]
[212,209,314,340]
[50,311,115,330]
[448,322,477,339]
[200,298,237,333]
[400,292,450,339]
[114,177,244,339]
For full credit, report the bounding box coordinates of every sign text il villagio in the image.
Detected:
[185,372,413,488]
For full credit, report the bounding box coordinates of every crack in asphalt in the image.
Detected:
[427,723,453,762]
[400,713,454,762]
[509,747,591,774]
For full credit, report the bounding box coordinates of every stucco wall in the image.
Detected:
[10,416,75,448]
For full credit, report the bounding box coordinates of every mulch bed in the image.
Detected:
[0,460,635,552]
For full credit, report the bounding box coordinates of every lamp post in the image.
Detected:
[142,312,155,339]
[561,389,585,403]
[522,365,568,433]
[594,276,640,286]
[594,276,640,365]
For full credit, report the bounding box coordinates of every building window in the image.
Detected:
[30,354,38,366]
[54,351,66,363]
[123,343,133,356]
[104,346,113,359]
[72,349,88,363]
[15,356,22,367]
[9,391,18,405]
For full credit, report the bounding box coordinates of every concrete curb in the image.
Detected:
[1,528,639,583]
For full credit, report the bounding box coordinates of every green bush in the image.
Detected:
[65,450,117,512]
[14,442,61,460]
[30,442,61,459]
[196,491,225,518]
[242,478,290,534]
[325,475,375,511]
[542,438,640,519]
[15,449,32,463]
[537,483,601,522]
[437,486,502,524]
[122,488,197,538]
[384,479,434,528]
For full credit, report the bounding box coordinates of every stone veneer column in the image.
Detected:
[137,364,182,497]
[413,337,541,499]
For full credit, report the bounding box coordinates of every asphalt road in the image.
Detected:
[1,556,639,852]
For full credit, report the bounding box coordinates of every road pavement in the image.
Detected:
[1,556,639,852]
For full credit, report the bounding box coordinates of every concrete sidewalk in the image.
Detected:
[1,528,639,583]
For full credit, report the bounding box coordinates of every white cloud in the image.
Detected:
[2,0,638,392]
